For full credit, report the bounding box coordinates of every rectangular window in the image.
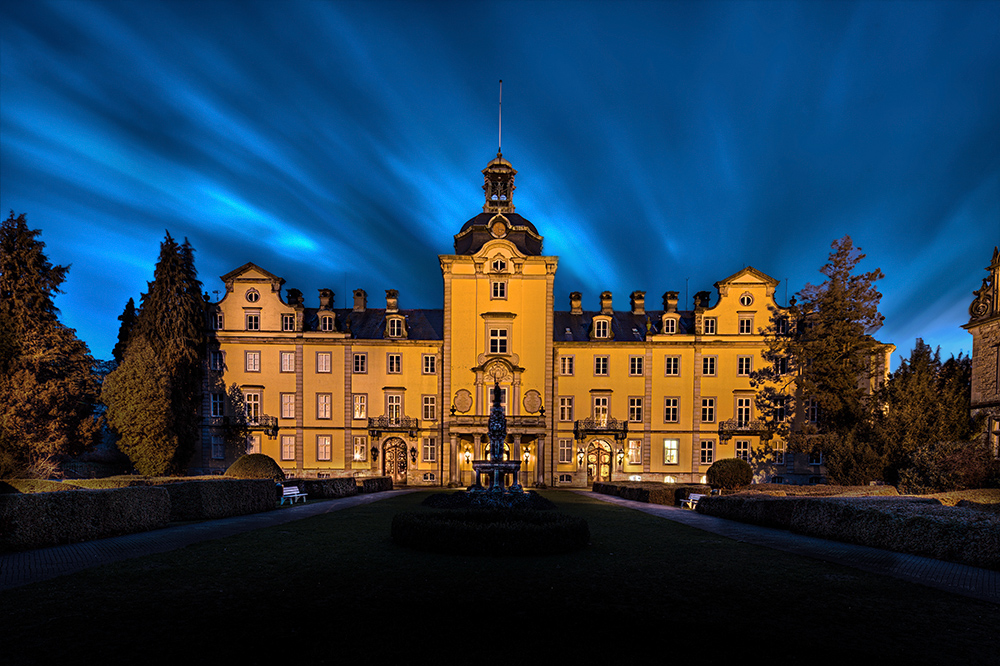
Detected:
[739,316,753,334]
[773,441,786,464]
[700,440,714,464]
[488,386,508,414]
[558,438,574,464]
[353,436,368,462]
[353,353,367,374]
[664,397,679,423]
[246,312,260,331]
[703,318,716,335]
[491,281,506,299]
[387,318,403,338]
[560,355,574,376]
[247,434,260,455]
[317,393,331,419]
[701,398,716,423]
[629,356,644,376]
[316,352,331,373]
[775,356,789,375]
[593,396,609,425]
[281,435,295,461]
[282,314,295,332]
[665,356,680,376]
[737,397,752,425]
[213,312,224,330]
[423,354,436,374]
[594,356,609,376]
[320,315,334,332]
[422,395,436,421]
[806,399,819,423]
[422,437,437,462]
[245,351,260,372]
[244,391,261,425]
[775,396,787,422]
[280,351,295,373]
[628,397,643,423]
[489,328,508,354]
[735,439,750,462]
[738,356,752,376]
[627,439,642,465]
[211,435,224,460]
[702,356,716,376]
[663,318,676,334]
[559,397,574,422]
[594,319,609,338]
[209,350,224,371]
[353,394,367,420]
[280,393,295,419]
[387,394,402,424]
[210,393,224,418]
[317,435,332,461]
[387,353,401,374]
[809,451,823,466]
[663,438,679,465]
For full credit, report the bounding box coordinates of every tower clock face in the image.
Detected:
[491,220,507,237]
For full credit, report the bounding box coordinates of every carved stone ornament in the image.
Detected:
[484,360,512,383]
[970,276,995,320]
[522,389,542,414]
[454,389,473,413]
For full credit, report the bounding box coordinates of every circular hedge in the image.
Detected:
[391,507,589,556]
[706,457,753,490]
[225,453,285,481]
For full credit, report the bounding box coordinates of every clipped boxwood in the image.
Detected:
[706,458,753,490]
[593,481,711,506]
[292,477,358,500]
[0,479,80,494]
[225,454,285,481]
[164,479,276,521]
[392,508,589,555]
[360,477,393,493]
[0,486,170,552]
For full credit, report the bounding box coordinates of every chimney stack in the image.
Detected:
[570,292,583,315]
[600,291,613,315]
[386,289,399,313]
[353,288,367,312]
[663,291,678,313]
[630,290,646,315]
[318,288,333,309]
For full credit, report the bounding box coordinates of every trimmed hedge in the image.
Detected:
[0,479,79,494]
[0,486,170,552]
[289,477,358,500]
[696,495,1000,570]
[593,481,711,506]
[391,508,590,555]
[163,479,275,521]
[360,477,393,493]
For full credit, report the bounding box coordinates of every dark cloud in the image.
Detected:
[1,0,997,364]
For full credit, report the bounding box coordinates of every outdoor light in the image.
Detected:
[409,446,418,463]
[370,445,379,462]
[577,447,585,467]
[523,449,530,464]
[616,448,624,465]
[463,450,471,464]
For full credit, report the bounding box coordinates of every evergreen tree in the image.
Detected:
[102,232,205,475]
[0,212,101,477]
[111,297,137,366]
[752,236,886,484]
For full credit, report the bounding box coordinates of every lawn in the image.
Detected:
[3,490,998,664]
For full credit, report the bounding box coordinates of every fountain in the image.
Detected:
[468,380,527,506]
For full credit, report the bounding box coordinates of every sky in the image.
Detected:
[1,0,998,368]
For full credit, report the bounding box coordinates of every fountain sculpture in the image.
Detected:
[468,380,526,506]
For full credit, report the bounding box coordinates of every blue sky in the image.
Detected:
[2,0,998,367]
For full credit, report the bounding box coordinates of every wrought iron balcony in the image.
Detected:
[368,415,419,438]
[717,418,771,442]
[573,417,629,442]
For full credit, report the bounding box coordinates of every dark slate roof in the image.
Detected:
[302,308,444,340]
[554,310,695,342]
[453,212,543,255]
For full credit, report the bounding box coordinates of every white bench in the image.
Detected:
[681,493,706,510]
[279,484,307,505]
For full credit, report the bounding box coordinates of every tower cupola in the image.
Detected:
[482,153,516,213]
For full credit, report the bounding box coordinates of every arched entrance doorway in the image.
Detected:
[587,440,612,483]
[382,437,407,485]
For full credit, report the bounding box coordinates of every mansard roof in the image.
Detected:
[553,310,695,342]
[301,308,444,340]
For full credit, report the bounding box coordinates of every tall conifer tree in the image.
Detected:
[0,211,101,476]
[102,232,205,475]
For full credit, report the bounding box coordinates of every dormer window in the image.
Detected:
[491,257,507,273]
[593,318,610,339]
[320,315,334,332]
[662,317,677,334]
[386,315,407,339]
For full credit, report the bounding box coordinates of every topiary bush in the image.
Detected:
[225,454,285,481]
[707,458,753,490]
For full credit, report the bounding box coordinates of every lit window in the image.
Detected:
[703,318,716,335]
[280,393,295,419]
[594,356,609,375]
[317,435,332,461]
[560,356,574,376]
[353,436,368,461]
[245,351,260,372]
[665,356,680,376]
[422,437,437,462]
[422,395,436,421]
[629,356,644,376]
[246,313,260,331]
[353,394,367,419]
[244,391,261,425]
[628,397,643,423]
[316,352,331,373]
[387,394,402,424]
[281,435,295,461]
[387,353,401,374]
[353,353,367,373]
[735,439,750,462]
[320,315,334,332]
[703,356,716,376]
[701,398,715,423]
[594,319,609,338]
[423,355,436,374]
[664,397,679,423]
[738,356,752,376]
[663,439,679,465]
[489,328,508,354]
[739,316,753,334]
[700,440,714,464]
[559,397,574,422]
[210,393,224,418]
[317,393,331,419]
[491,281,506,299]
[627,439,642,465]
[558,439,573,464]
[282,314,295,331]
[280,351,295,373]
[593,396,609,425]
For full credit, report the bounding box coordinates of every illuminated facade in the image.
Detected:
[195,153,882,485]
[965,246,1000,457]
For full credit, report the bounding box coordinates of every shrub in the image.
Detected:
[391,508,589,555]
[706,458,753,490]
[297,477,359,499]
[360,477,393,493]
[0,479,79,494]
[898,439,1000,494]
[164,479,275,521]
[225,454,285,481]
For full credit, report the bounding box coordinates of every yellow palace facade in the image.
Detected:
[196,153,843,486]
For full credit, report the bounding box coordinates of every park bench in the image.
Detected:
[681,493,706,510]
[279,484,307,505]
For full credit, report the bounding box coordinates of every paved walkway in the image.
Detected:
[2,488,997,605]
[581,491,1000,605]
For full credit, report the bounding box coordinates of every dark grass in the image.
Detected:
[2,490,998,664]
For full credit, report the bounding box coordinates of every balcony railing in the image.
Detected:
[368,415,419,438]
[717,419,771,442]
[573,417,629,442]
